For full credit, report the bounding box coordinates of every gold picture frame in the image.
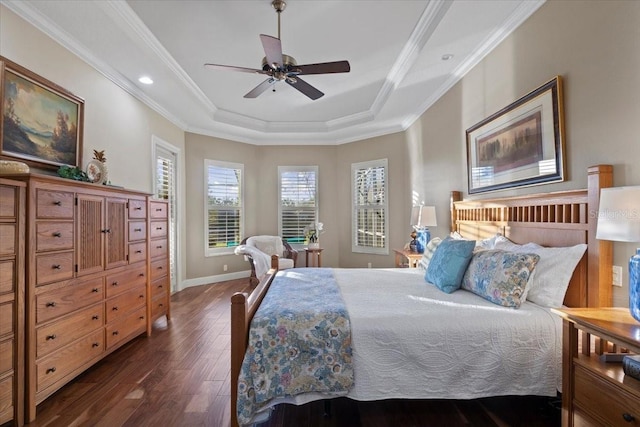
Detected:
[1,56,84,171]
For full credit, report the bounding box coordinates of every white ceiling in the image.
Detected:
[3,0,545,145]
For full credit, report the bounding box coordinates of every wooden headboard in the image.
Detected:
[451,164,613,308]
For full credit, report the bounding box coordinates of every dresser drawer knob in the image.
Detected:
[156,227,163,230]
[112,306,118,311]
[46,302,56,307]
[92,343,100,348]
[139,316,145,320]
[92,315,99,320]
[139,294,144,298]
[155,208,162,212]
[101,228,111,234]
[46,334,57,340]
[623,413,635,423]
[53,201,62,206]
[112,281,119,286]
[52,264,61,270]
[139,273,145,277]
[156,245,163,249]
[92,288,99,293]
[136,250,143,254]
[46,367,57,374]
[134,206,142,210]
[52,232,62,237]
[134,228,142,232]
[112,331,119,336]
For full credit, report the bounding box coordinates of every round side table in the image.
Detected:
[305,247,323,267]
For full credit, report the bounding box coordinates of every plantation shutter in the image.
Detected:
[352,159,388,254]
[279,167,317,243]
[206,161,242,252]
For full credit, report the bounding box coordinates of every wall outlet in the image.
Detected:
[223,264,228,272]
[367,262,372,268]
[612,265,623,287]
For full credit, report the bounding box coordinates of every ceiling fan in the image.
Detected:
[204,0,350,100]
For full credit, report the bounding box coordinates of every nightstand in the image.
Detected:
[305,247,323,267]
[393,248,422,268]
[551,307,640,426]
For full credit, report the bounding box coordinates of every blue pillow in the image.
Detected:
[425,237,475,293]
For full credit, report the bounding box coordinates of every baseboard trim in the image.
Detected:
[179,270,250,291]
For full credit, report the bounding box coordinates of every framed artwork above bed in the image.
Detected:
[466,76,565,194]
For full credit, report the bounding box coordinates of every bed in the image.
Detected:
[230,164,613,427]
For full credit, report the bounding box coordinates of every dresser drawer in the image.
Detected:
[36,189,74,219]
[0,224,15,256]
[0,184,17,218]
[128,241,147,264]
[105,287,146,323]
[36,277,104,324]
[128,199,147,219]
[0,374,13,423]
[149,201,168,219]
[105,264,146,298]
[150,276,168,299]
[36,251,74,285]
[0,338,13,376]
[128,221,147,242]
[150,259,167,281]
[150,220,167,238]
[106,307,146,349]
[37,330,104,393]
[149,239,167,259]
[151,295,168,319]
[0,301,14,337]
[36,303,103,358]
[36,221,74,252]
[0,260,15,295]
[574,364,640,426]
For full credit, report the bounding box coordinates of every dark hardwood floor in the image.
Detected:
[25,278,560,427]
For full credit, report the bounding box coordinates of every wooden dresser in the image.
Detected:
[0,178,25,426]
[0,173,170,423]
[552,308,640,426]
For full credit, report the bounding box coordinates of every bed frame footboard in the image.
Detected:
[231,255,279,427]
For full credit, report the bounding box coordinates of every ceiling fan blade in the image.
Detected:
[244,78,275,98]
[260,34,283,69]
[294,60,351,75]
[204,63,266,74]
[286,76,324,100]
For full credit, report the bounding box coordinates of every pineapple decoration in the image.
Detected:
[93,150,108,184]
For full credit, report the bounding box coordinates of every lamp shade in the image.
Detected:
[411,205,437,228]
[596,186,640,243]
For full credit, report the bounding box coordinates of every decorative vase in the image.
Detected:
[309,242,320,249]
[630,248,640,322]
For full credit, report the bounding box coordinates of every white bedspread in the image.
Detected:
[245,267,561,423]
[334,268,561,401]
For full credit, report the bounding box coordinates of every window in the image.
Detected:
[279,166,318,244]
[204,159,243,256]
[352,159,388,254]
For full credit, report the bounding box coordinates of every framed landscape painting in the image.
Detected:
[466,76,565,194]
[1,56,84,171]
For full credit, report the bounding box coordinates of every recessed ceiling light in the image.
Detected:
[138,76,153,85]
[441,54,454,61]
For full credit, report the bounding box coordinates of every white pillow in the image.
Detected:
[418,237,442,271]
[452,231,502,250]
[495,237,587,307]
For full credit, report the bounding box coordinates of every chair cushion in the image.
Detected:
[278,258,295,270]
[246,236,285,257]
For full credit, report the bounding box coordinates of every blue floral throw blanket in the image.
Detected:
[237,268,354,425]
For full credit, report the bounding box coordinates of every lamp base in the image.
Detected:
[630,248,640,322]
[415,228,431,254]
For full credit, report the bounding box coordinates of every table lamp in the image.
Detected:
[596,186,640,322]
[410,205,437,253]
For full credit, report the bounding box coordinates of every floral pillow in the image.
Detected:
[425,237,475,293]
[461,249,540,308]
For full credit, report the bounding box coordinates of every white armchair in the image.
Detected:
[235,236,298,285]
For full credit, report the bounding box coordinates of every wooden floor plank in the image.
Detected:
[25,278,560,427]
